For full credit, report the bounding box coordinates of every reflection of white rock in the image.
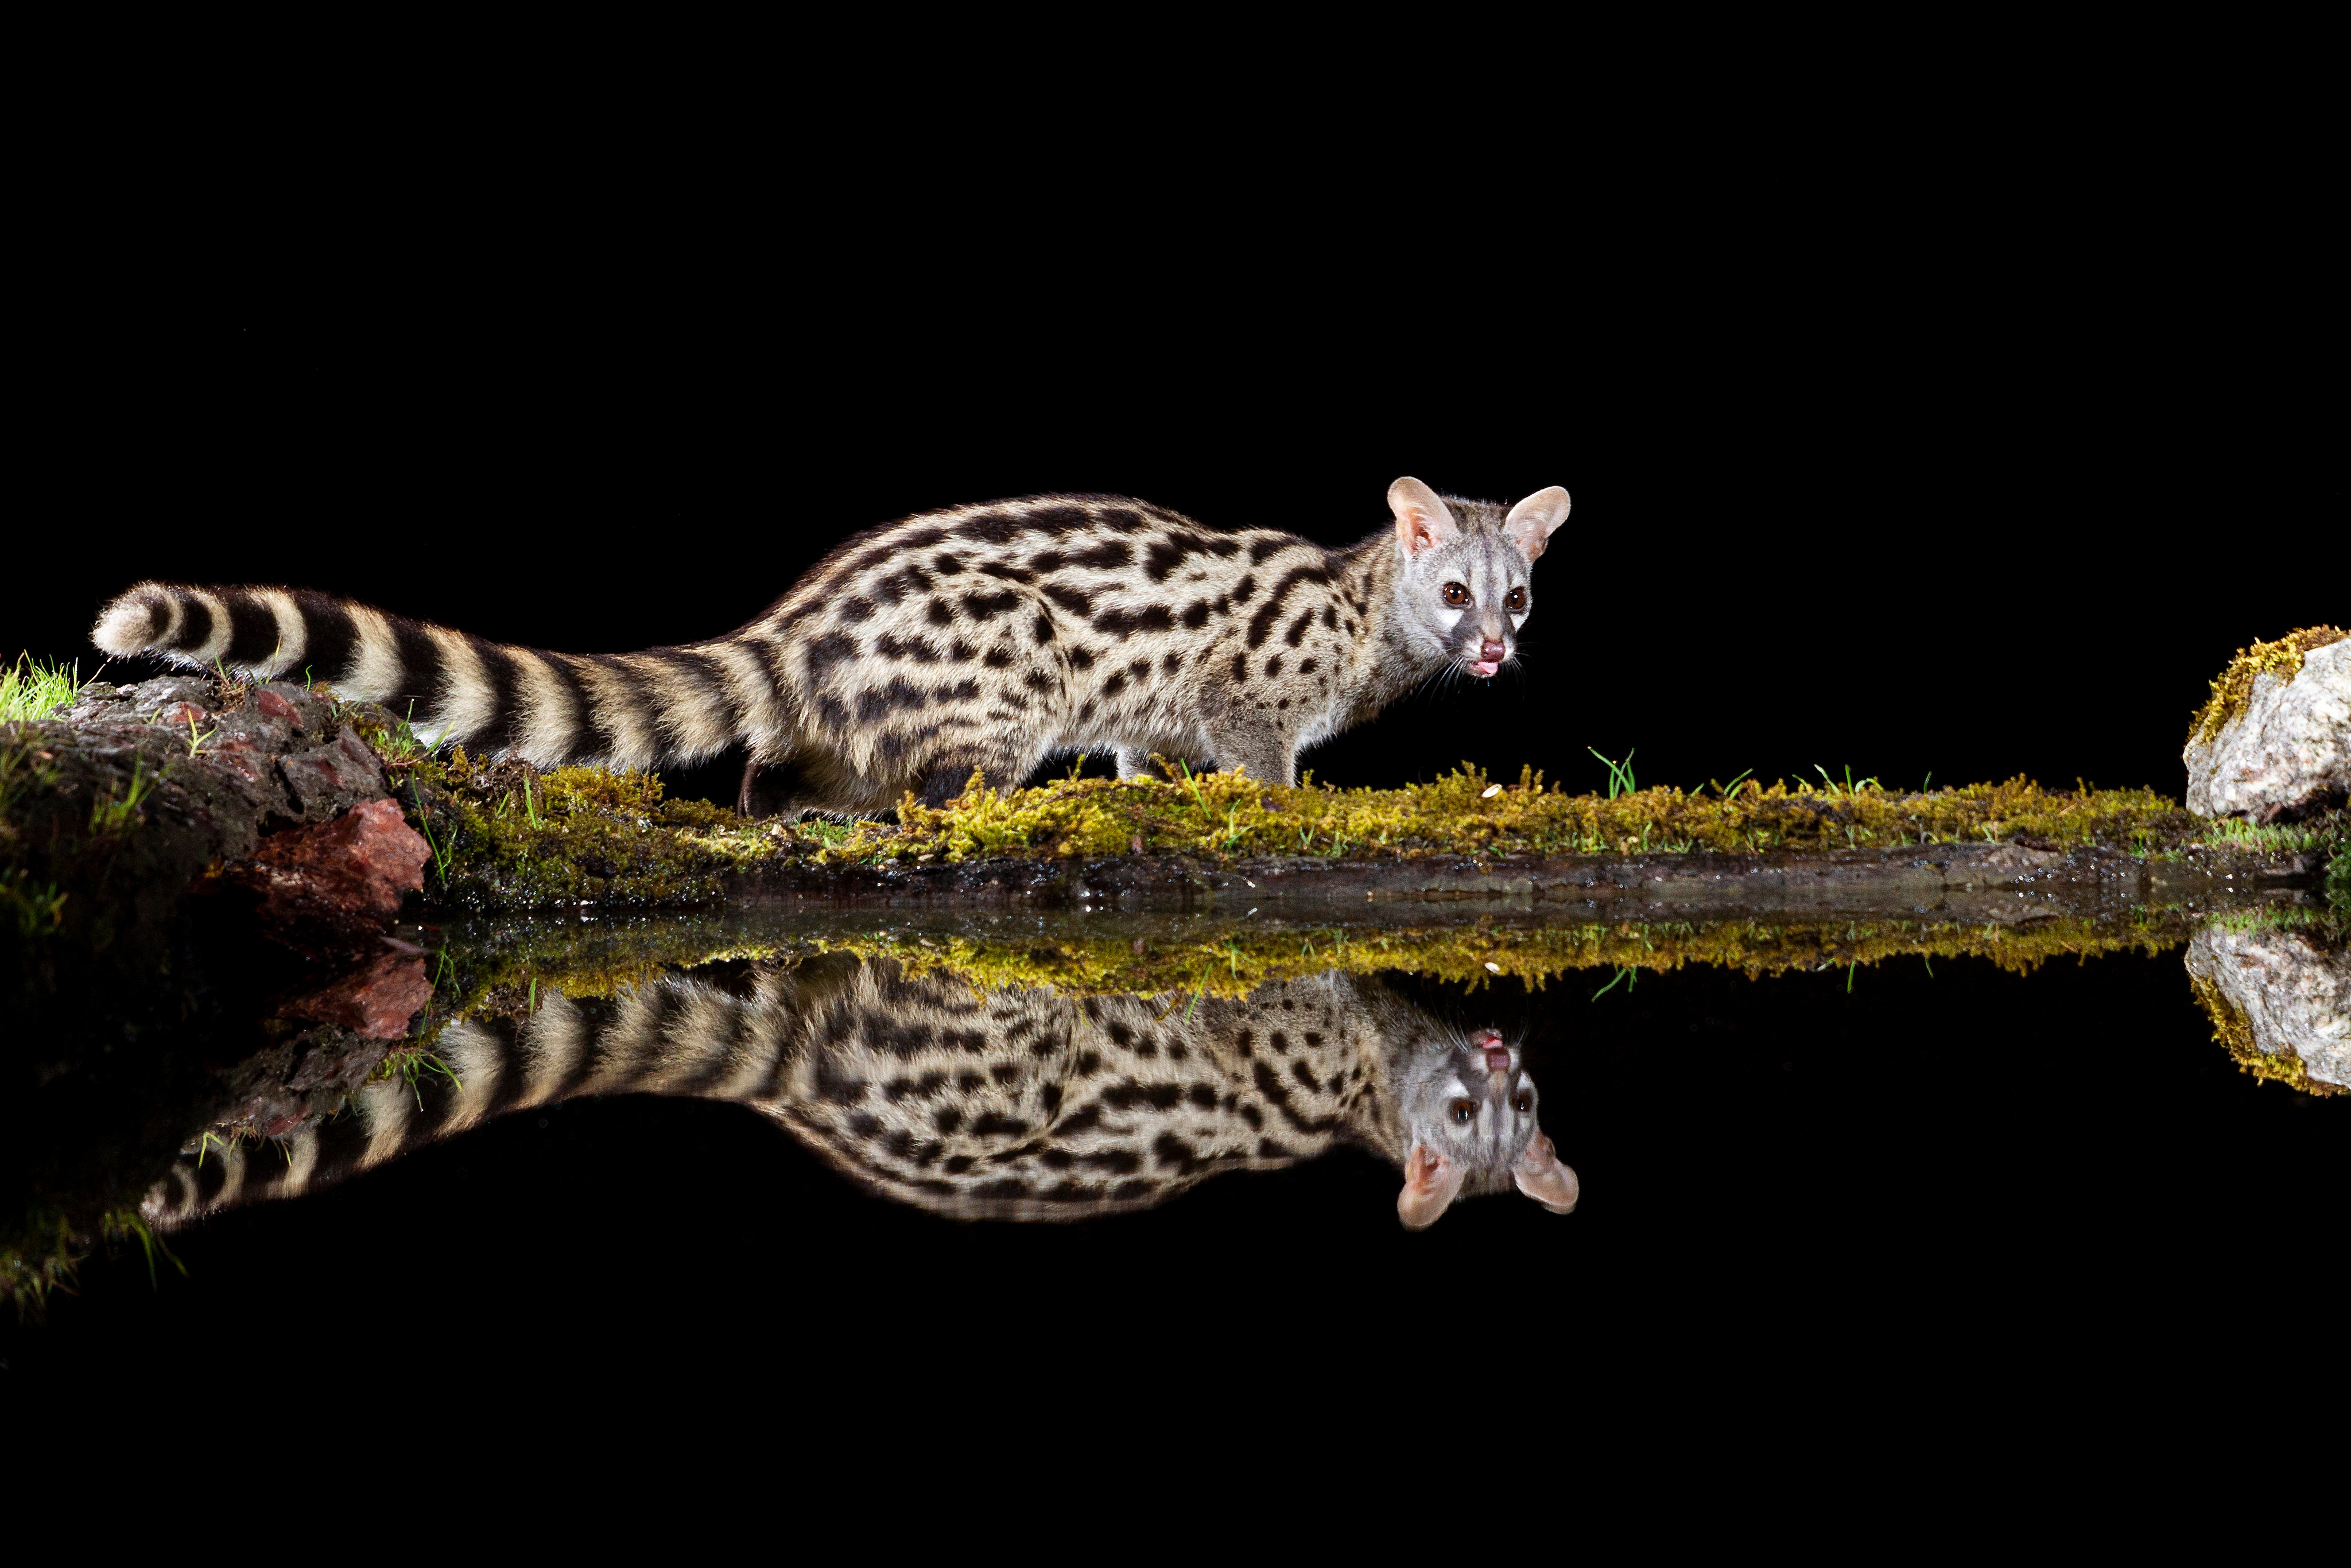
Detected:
[2185,639,2351,820]
[2186,925,2351,1090]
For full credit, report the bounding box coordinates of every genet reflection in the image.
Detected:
[144,954,1578,1234]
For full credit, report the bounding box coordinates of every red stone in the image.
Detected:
[160,700,208,729]
[237,797,430,951]
[255,688,301,723]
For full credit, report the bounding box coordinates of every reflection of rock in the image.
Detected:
[230,798,429,954]
[2185,925,2350,1092]
[206,1019,411,1140]
[2185,638,2351,821]
[280,948,433,1039]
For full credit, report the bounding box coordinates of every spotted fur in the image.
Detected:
[142,957,1578,1231]
[91,479,1571,813]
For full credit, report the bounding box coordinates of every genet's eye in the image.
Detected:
[1513,1090,1534,1114]
[1505,587,1527,613]
[1441,583,1472,608]
[1450,1099,1476,1125]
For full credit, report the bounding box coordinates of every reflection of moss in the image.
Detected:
[2187,625,2346,747]
[2187,969,2331,1095]
[2,1206,152,1321]
[440,909,2194,1009]
[801,915,2188,996]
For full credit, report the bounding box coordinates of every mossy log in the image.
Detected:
[9,672,2340,949]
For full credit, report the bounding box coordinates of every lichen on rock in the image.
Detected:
[2184,626,2350,822]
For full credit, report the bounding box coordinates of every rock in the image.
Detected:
[118,675,214,713]
[252,680,334,735]
[234,798,430,953]
[2185,636,2351,821]
[2185,924,2351,1091]
[278,725,395,822]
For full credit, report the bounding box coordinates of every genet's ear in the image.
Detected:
[1513,1129,1580,1214]
[1397,1140,1467,1230]
[1388,477,1460,558]
[1502,487,1572,564]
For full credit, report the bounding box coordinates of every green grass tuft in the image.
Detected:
[0,653,80,723]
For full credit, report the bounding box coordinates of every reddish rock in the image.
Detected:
[236,797,430,952]
[160,700,209,729]
[254,688,302,724]
[279,949,434,1039]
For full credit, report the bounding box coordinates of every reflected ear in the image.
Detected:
[1513,1130,1580,1214]
[1503,487,1571,564]
[1397,1140,1466,1231]
[1388,477,1460,557]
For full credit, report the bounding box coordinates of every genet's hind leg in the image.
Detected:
[739,754,813,818]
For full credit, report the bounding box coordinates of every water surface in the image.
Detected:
[7,899,2342,1395]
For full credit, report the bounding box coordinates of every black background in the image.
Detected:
[8,81,2341,1431]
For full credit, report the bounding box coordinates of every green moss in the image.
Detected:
[894,763,2193,864]
[2188,625,2346,747]
[366,738,817,911]
[346,718,2239,913]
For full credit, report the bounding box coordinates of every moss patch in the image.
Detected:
[344,717,809,910]
[344,719,2274,913]
[894,764,2193,864]
[2187,625,2346,748]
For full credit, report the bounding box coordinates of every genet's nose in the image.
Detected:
[1479,638,1506,662]
[1483,1045,1512,1074]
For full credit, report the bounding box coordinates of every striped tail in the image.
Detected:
[90,581,793,770]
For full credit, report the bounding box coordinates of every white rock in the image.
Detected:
[2185,924,2351,1090]
[2184,638,2351,820]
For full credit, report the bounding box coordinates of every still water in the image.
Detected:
[6,901,2343,1392]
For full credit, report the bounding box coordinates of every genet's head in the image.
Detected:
[1387,477,1572,680]
[1392,1024,1580,1230]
